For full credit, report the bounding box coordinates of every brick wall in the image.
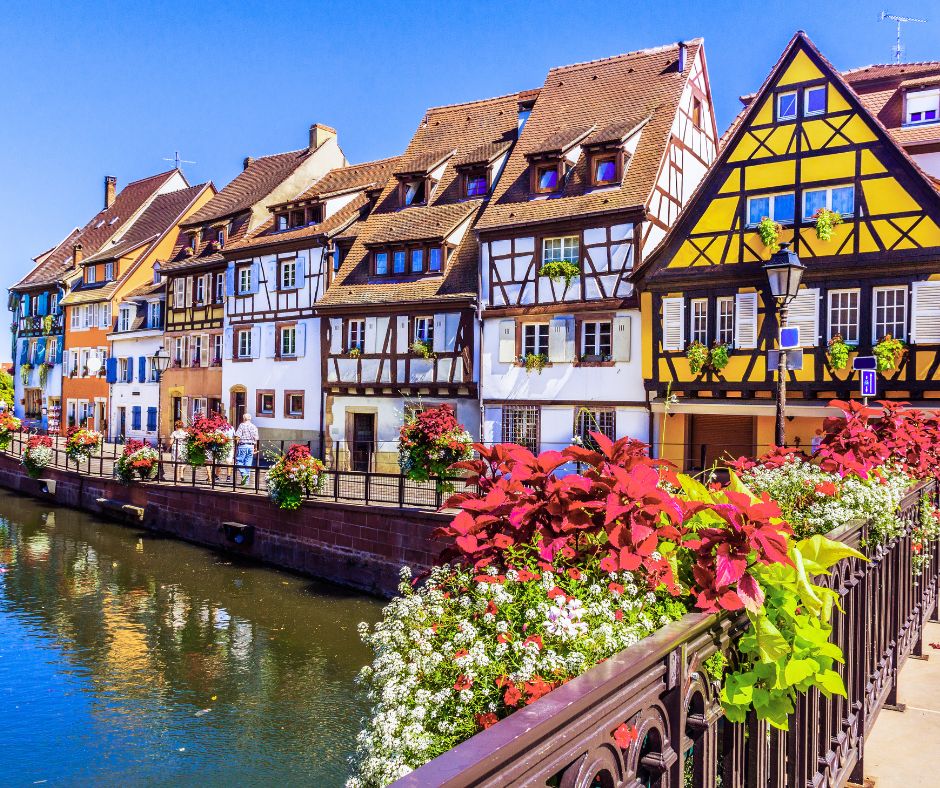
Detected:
[0,453,448,597]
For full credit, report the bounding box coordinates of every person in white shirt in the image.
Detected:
[234,413,259,485]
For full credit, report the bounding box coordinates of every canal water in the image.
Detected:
[0,489,383,787]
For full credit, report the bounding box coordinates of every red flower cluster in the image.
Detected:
[496,674,560,708]
[27,435,52,450]
[65,426,100,448]
[399,404,462,450]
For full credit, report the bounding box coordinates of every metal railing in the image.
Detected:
[393,480,940,788]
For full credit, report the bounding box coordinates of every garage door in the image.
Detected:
[688,414,755,472]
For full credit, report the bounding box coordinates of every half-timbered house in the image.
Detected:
[157,124,346,436]
[475,41,717,453]
[633,33,940,470]
[220,156,401,446]
[317,93,525,472]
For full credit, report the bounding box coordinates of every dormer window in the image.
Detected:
[85,266,96,285]
[402,178,427,207]
[905,88,939,126]
[372,245,448,277]
[217,229,225,248]
[189,234,198,251]
[591,154,620,186]
[464,168,488,198]
[804,85,827,116]
[776,91,798,121]
[104,262,114,281]
[535,164,560,193]
[276,213,289,231]
[375,251,389,275]
[118,307,131,332]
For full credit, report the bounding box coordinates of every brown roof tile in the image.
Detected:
[454,140,513,167]
[274,156,402,205]
[395,148,457,176]
[364,201,478,245]
[523,123,596,156]
[123,279,166,300]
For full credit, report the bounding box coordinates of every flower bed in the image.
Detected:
[115,439,159,483]
[22,435,53,478]
[184,413,232,466]
[398,404,472,488]
[266,444,325,510]
[65,426,102,465]
[0,411,21,450]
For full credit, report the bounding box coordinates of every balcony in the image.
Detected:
[16,314,62,336]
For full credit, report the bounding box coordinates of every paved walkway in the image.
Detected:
[864,621,940,787]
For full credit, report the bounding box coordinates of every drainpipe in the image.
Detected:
[318,244,331,461]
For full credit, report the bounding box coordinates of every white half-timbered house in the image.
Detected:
[317,93,525,472]
[475,41,718,452]
[220,157,401,446]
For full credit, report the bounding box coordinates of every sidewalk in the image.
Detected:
[864,621,940,787]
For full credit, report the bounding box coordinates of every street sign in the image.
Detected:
[767,349,804,371]
[861,368,877,397]
[853,355,877,371]
[779,327,800,350]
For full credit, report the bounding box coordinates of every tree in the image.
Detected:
[0,368,14,410]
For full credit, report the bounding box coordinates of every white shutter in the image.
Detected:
[396,316,410,354]
[365,317,378,354]
[185,276,193,306]
[200,333,210,367]
[444,313,460,352]
[263,323,276,357]
[296,322,307,356]
[734,292,758,350]
[174,278,185,308]
[250,326,262,359]
[223,327,233,359]
[911,281,940,344]
[432,314,447,354]
[548,317,574,362]
[661,297,685,351]
[612,312,632,362]
[784,287,819,347]
[329,318,343,354]
[498,319,516,363]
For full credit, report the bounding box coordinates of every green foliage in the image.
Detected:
[522,353,548,374]
[757,217,782,252]
[873,335,905,372]
[686,341,709,374]
[0,368,14,410]
[539,259,581,287]
[703,652,727,683]
[826,335,851,370]
[720,535,865,729]
[42,314,54,334]
[411,340,435,360]
[710,342,731,372]
[19,363,31,386]
[348,346,362,359]
[814,208,843,241]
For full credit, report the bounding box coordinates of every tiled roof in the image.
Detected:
[13,170,181,290]
[60,281,120,306]
[182,149,313,226]
[841,62,940,84]
[584,114,651,147]
[319,91,524,308]
[123,279,165,300]
[477,40,703,232]
[275,156,402,205]
[160,250,226,274]
[454,140,513,167]
[523,123,596,156]
[395,148,457,176]
[900,74,940,90]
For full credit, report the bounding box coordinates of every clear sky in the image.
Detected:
[0,0,936,357]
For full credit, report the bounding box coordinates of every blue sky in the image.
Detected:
[0,0,936,357]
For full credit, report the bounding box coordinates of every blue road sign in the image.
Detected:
[779,327,800,349]
[861,369,877,397]
[853,355,877,371]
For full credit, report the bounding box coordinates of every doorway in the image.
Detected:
[118,407,126,440]
[351,413,375,472]
[688,414,755,473]
[231,389,247,426]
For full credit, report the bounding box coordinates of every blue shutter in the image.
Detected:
[22,294,30,315]
[131,406,142,431]
[146,407,157,432]
[139,356,147,382]
[55,339,63,364]
[225,266,236,296]
[105,357,118,384]
[36,337,46,361]
[37,293,48,314]
[296,255,307,285]
[249,261,261,294]
[18,340,28,364]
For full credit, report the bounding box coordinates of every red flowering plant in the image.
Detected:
[183,412,232,467]
[22,435,53,478]
[115,439,160,483]
[398,404,472,489]
[0,411,21,450]
[265,444,325,510]
[64,425,102,465]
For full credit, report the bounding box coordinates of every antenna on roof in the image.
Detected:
[162,151,196,171]
[880,10,927,64]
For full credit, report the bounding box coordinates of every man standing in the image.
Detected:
[234,413,259,486]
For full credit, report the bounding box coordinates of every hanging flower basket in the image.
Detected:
[686,340,709,374]
[873,334,905,372]
[115,439,160,483]
[65,426,102,464]
[826,334,851,370]
[411,340,435,359]
[398,403,472,489]
[19,363,32,386]
[22,435,53,478]
[539,259,581,288]
[184,412,232,466]
[709,342,731,372]
[757,216,782,252]
[521,353,548,374]
[265,444,325,510]
[813,208,843,242]
[0,411,21,450]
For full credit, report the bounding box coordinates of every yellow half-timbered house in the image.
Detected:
[633,32,940,470]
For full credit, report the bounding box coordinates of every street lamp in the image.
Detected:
[763,242,806,448]
[151,346,171,446]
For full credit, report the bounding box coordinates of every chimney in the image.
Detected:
[677,41,687,73]
[104,176,117,209]
[72,243,83,267]
[243,156,254,171]
[309,123,337,151]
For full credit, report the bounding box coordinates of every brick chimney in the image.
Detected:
[309,123,337,151]
[104,176,117,209]
[72,243,83,267]
[243,156,254,171]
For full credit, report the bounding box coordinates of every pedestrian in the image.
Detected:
[217,409,235,484]
[234,413,259,486]
[811,428,823,455]
[169,419,188,481]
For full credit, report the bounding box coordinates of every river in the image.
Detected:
[0,489,383,787]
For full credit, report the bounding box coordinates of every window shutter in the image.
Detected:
[498,319,516,363]
[200,333,210,367]
[36,337,46,362]
[396,316,410,354]
[661,297,685,351]
[365,317,378,354]
[55,340,63,364]
[432,314,447,354]
[612,313,632,362]
[185,277,193,306]
[249,262,261,294]
[329,318,343,354]
[124,356,132,383]
[223,327,233,359]
[147,407,157,432]
[225,266,235,297]
[138,356,147,382]
[911,281,940,344]
[734,292,759,349]
[548,317,574,362]
[263,324,277,357]
[296,255,307,284]
[250,326,262,359]
[444,313,460,352]
[132,406,142,431]
[105,357,118,384]
[784,287,819,347]
[296,323,306,356]
[37,293,47,313]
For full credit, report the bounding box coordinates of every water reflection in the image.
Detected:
[0,491,381,787]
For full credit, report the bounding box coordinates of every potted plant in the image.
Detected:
[42,314,54,334]
[757,216,782,252]
[709,341,731,373]
[21,435,53,478]
[827,334,852,370]
[184,412,232,467]
[37,361,54,388]
[873,334,905,372]
[538,259,581,288]
[411,339,435,360]
[348,346,362,359]
[0,411,21,450]
[398,403,472,490]
[19,363,32,386]
[813,208,843,241]
[65,426,102,464]
[521,353,548,374]
[115,439,160,483]
[686,341,709,374]
[266,444,326,509]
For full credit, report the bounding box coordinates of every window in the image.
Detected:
[195,276,205,303]
[375,251,388,275]
[804,86,827,116]
[502,405,539,453]
[285,391,304,418]
[692,96,703,128]
[189,234,198,251]
[411,249,424,273]
[70,308,80,329]
[466,171,487,198]
[403,179,426,206]
[803,185,854,220]
[522,323,549,357]
[717,296,735,345]
[148,301,161,329]
[215,273,224,302]
[535,164,559,192]
[280,326,297,357]
[256,390,274,417]
[429,247,442,272]
[237,329,252,358]
[905,88,940,125]
[50,293,58,314]
[191,335,204,367]
[280,259,297,289]
[414,316,434,346]
[104,262,114,281]
[582,321,612,359]
[47,337,58,364]
[100,303,111,329]
[237,266,252,294]
[828,289,860,343]
[543,235,579,265]
[217,229,225,248]
[118,308,131,332]
[276,213,289,231]
[174,337,186,365]
[85,266,96,285]
[348,319,365,350]
[747,192,795,226]
[592,155,618,186]
[173,279,185,308]
[119,358,129,383]
[393,250,406,274]
[874,286,908,341]
[690,299,708,345]
[777,91,797,120]
[212,334,223,366]
[575,407,616,450]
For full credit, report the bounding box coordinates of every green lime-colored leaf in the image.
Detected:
[815,669,847,698]
[796,535,867,573]
[677,473,716,503]
[753,613,790,662]
[784,658,817,686]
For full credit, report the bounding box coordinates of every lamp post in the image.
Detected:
[763,242,806,447]
[151,346,171,446]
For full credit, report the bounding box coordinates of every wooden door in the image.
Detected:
[118,407,126,439]
[231,390,246,426]
[688,415,755,473]
[351,413,375,472]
